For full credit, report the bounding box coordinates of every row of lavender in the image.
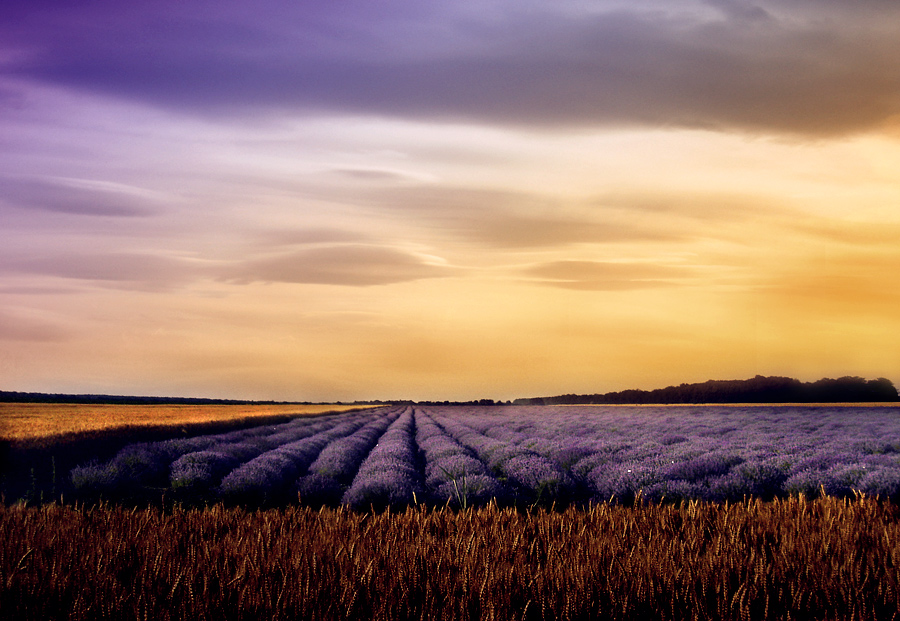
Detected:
[71,406,405,504]
[70,405,900,507]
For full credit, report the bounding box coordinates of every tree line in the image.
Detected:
[513,376,899,406]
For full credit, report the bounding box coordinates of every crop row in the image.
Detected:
[69,405,900,507]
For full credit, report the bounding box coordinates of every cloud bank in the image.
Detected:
[2,0,899,400]
[4,0,900,136]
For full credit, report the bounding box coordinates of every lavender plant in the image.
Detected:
[71,411,355,497]
[430,408,577,505]
[414,409,508,507]
[295,407,404,505]
[341,409,424,510]
[169,414,367,492]
[218,419,368,505]
[70,404,900,508]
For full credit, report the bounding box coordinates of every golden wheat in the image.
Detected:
[0,403,371,441]
[2,495,899,620]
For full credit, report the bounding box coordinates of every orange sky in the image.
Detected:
[2,1,899,401]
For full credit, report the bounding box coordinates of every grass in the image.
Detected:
[2,494,899,620]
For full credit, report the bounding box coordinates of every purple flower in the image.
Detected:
[341,409,424,510]
[219,419,370,504]
[502,454,576,502]
[587,462,660,504]
[860,468,900,500]
[169,450,241,490]
[663,453,744,482]
[643,479,699,503]
[433,475,509,508]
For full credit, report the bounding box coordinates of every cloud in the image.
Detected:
[328,168,418,183]
[524,260,692,290]
[3,0,900,135]
[702,0,772,22]
[225,244,457,286]
[790,220,900,248]
[0,311,69,342]
[372,186,681,248]
[6,252,199,290]
[750,248,900,321]
[253,227,371,248]
[592,190,783,220]
[0,81,26,111]
[0,176,159,217]
[593,191,900,253]
[0,284,78,295]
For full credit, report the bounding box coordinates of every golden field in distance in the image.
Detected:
[0,403,373,441]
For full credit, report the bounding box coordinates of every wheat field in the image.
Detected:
[2,495,899,620]
[0,403,370,441]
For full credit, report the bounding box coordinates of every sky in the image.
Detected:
[2,0,900,402]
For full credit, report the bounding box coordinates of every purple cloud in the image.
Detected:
[6,252,199,290]
[3,1,899,135]
[0,177,159,217]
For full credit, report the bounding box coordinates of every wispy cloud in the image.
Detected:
[328,168,422,183]
[370,186,682,248]
[253,228,371,249]
[523,260,692,290]
[0,176,160,217]
[790,220,900,247]
[591,190,783,221]
[6,252,199,290]
[0,177,160,217]
[224,244,458,287]
[0,310,69,342]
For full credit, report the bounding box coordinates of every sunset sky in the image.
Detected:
[2,0,899,402]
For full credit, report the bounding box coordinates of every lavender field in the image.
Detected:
[71,404,900,508]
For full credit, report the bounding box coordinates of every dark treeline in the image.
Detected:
[6,376,898,408]
[514,375,899,406]
[0,390,296,405]
[0,391,308,405]
[0,391,386,406]
[395,398,502,407]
